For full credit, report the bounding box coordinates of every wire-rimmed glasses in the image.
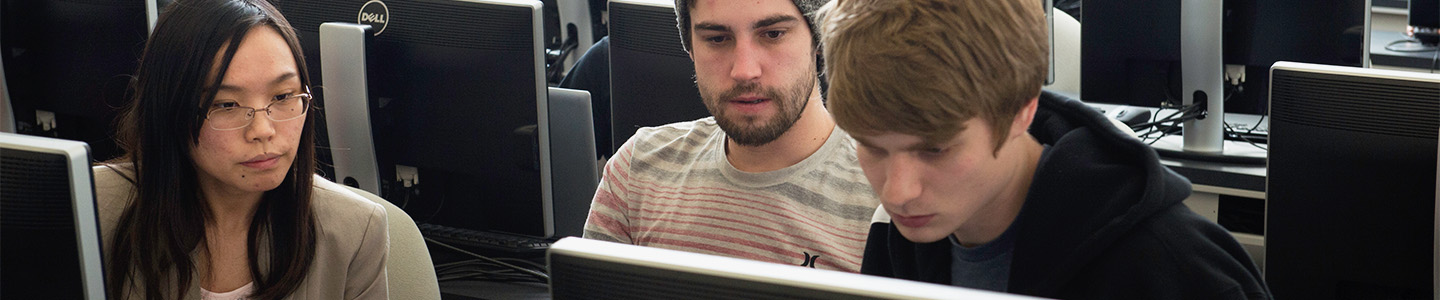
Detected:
[204,86,312,131]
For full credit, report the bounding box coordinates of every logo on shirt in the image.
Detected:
[800,252,821,268]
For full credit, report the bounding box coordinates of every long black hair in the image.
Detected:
[107,0,317,299]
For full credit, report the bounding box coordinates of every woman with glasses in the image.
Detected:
[94,0,388,299]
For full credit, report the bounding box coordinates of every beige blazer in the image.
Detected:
[94,165,389,299]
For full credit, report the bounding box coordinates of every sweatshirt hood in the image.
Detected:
[1007,90,1194,294]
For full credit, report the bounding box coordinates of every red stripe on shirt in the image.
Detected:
[625,183,870,237]
[593,188,631,216]
[637,201,867,245]
[587,210,632,242]
[640,234,861,271]
[630,215,865,264]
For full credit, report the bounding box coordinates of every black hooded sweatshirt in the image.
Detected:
[860,91,1272,300]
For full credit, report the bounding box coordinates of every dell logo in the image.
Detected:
[360,12,386,24]
[357,0,389,36]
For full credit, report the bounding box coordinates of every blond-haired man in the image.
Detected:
[582,0,878,272]
[820,0,1271,298]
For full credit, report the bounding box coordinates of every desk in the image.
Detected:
[1088,103,1270,270]
[440,281,548,300]
[430,247,552,300]
[1371,30,1440,72]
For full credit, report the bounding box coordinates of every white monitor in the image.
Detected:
[547,237,1047,300]
[0,132,106,299]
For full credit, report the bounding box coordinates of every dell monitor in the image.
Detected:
[548,237,1046,300]
[1,0,150,161]
[607,0,708,154]
[277,0,598,248]
[0,132,107,299]
[1265,61,1440,300]
[1083,0,1366,154]
[1412,0,1440,45]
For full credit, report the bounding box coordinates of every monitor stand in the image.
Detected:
[1180,0,1225,154]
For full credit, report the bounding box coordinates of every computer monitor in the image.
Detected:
[1,0,150,161]
[145,0,175,32]
[1082,0,1367,116]
[547,237,1045,300]
[0,132,106,299]
[1265,61,1440,300]
[1413,0,1440,45]
[1042,0,1054,86]
[277,0,598,240]
[607,0,708,154]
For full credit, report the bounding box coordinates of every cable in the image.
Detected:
[434,258,548,276]
[1137,104,1208,145]
[425,237,550,282]
[1242,113,1266,136]
[1432,48,1439,74]
[1223,121,1268,151]
[420,190,445,224]
[1135,106,1186,144]
[434,259,548,283]
[546,36,581,83]
[1386,38,1440,53]
[1129,103,1203,131]
[1133,82,1241,144]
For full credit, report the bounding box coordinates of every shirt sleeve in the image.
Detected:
[347,203,390,299]
[583,136,638,244]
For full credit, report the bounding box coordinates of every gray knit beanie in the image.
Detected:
[674,0,829,54]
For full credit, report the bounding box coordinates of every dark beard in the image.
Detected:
[703,78,814,147]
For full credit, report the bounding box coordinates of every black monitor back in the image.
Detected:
[1082,0,1365,115]
[608,0,708,153]
[1414,0,1440,29]
[1413,0,1440,44]
[1266,62,1440,299]
[1,0,148,161]
[0,133,106,299]
[278,0,553,238]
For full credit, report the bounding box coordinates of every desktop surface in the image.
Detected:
[429,242,552,300]
[1085,103,1269,193]
[441,281,549,300]
[1371,30,1440,71]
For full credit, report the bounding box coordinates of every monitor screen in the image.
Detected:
[1,0,149,161]
[547,237,1047,300]
[276,0,556,238]
[0,133,106,299]
[1082,0,1366,115]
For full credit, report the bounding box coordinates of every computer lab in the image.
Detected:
[1,0,1437,299]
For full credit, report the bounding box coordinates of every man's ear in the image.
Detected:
[1008,96,1041,139]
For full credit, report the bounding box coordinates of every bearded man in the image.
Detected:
[581,0,878,272]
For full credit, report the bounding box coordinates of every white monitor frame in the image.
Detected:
[548,237,1048,300]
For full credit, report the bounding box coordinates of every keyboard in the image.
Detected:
[418,223,551,253]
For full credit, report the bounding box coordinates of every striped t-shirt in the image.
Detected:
[583,117,879,272]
